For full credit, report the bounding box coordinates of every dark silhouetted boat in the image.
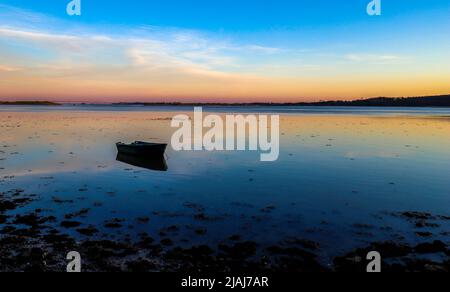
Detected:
[116,141,167,157]
[116,153,168,171]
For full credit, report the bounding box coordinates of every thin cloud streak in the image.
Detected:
[0,64,22,72]
[344,54,413,64]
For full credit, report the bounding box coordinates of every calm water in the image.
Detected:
[1,106,449,264]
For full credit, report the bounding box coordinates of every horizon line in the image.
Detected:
[2,94,449,106]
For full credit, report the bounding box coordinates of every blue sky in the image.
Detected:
[1,0,448,30]
[0,0,449,102]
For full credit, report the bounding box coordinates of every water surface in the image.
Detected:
[1,106,449,264]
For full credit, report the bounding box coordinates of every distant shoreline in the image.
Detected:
[1,94,449,107]
[0,101,61,106]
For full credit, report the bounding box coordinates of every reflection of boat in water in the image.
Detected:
[116,153,168,171]
[116,141,168,171]
[116,141,167,157]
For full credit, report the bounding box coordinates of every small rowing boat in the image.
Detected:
[116,141,167,157]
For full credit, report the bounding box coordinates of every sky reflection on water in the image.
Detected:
[0,107,449,262]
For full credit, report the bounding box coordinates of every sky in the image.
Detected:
[0,0,449,103]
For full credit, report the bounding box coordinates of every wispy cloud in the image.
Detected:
[0,4,291,74]
[0,22,287,81]
[0,7,283,100]
[0,64,22,72]
[234,45,283,54]
[0,27,89,51]
[344,54,412,64]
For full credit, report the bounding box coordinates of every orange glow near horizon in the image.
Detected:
[1,72,449,103]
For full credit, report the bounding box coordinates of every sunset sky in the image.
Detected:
[0,0,449,103]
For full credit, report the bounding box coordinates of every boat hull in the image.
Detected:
[116,142,167,157]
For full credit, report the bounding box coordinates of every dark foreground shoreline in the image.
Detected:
[1,188,448,272]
